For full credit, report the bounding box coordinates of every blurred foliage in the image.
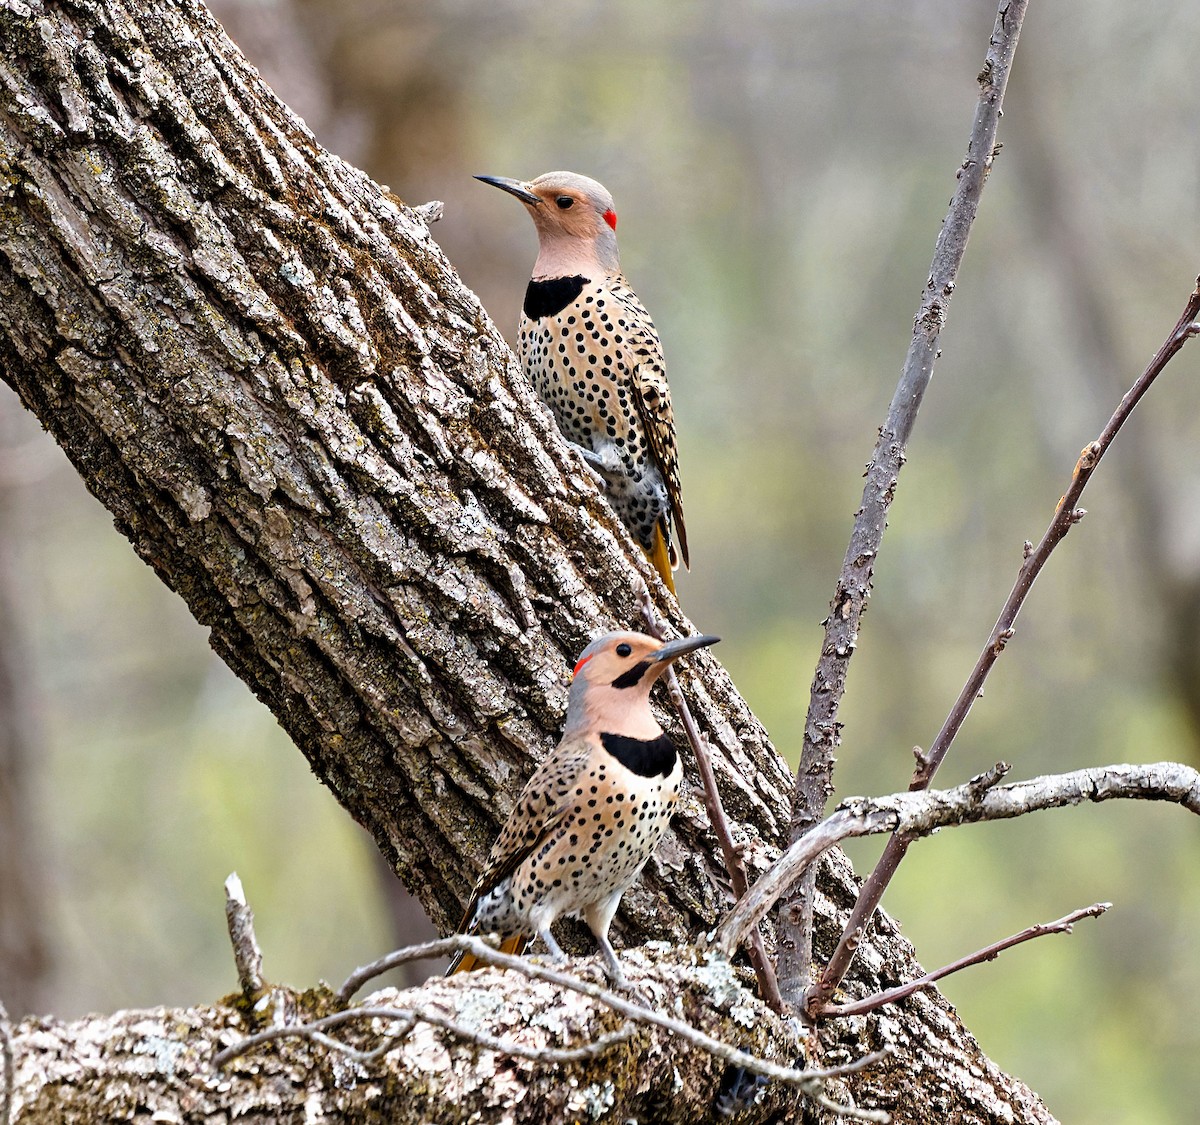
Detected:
[3,0,1200,1120]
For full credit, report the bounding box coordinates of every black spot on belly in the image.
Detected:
[525,275,589,319]
[599,732,677,778]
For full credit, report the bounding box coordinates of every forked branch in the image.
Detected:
[807,281,1200,1016]
[717,759,1200,954]
[778,0,1032,1007]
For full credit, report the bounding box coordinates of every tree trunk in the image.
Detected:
[0,0,1053,1120]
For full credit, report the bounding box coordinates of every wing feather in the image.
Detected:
[611,277,689,569]
[455,738,593,933]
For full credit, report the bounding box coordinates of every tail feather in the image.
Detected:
[500,934,528,958]
[672,508,690,571]
[647,521,677,595]
[446,933,529,976]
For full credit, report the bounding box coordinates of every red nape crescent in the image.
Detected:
[572,652,596,677]
[603,208,617,230]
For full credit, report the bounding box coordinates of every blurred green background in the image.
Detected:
[3,0,1200,1119]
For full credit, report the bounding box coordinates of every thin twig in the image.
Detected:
[232,1012,418,1066]
[636,583,784,1013]
[760,1046,896,1122]
[339,932,885,1093]
[305,1018,416,1065]
[338,935,491,1003]
[215,1004,635,1068]
[0,997,12,1125]
[812,1091,891,1125]
[779,0,1032,1010]
[224,872,264,998]
[716,760,1200,954]
[807,282,1200,1017]
[821,903,1109,1018]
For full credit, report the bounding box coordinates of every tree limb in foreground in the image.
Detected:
[8,941,886,1125]
[230,931,886,1105]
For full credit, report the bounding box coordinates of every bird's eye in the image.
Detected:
[555,195,575,209]
[616,642,633,658]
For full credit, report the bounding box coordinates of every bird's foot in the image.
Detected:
[595,944,652,1008]
[604,969,653,1009]
[570,443,610,490]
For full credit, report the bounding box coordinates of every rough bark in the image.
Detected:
[11,955,799,1125]
[0,0,1053,1120]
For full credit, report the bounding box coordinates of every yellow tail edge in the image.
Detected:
[446,934,529,976]
[647,523,677,595]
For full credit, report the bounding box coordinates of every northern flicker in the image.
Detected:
[447,629,718,982]
[476,171,689,594]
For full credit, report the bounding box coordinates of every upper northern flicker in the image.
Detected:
[476,171,689,594]
[447,629,718,983]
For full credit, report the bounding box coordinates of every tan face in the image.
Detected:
[572,632,669,692]
[563,630,720,739]
[523,173,618,243]
[476,170,622,275]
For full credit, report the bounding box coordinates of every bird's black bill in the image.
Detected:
[475,174,541,206]
[651,634,720,664]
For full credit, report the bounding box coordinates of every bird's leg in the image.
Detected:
[537,926,567,962]
[584,896,652,1005]
[594,932,629,989]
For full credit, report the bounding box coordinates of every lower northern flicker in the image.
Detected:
[446,630,718,982]
[476,171,689,594]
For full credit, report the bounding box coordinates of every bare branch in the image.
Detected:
[809,278,1200,1015]
[717,761,1200,955]
[224,872,264,999]
[812,1090,892,1125]
[214,1004,636,1069]
[338,936,484,1003]
[779,0,1032,1007]
[637,583,784,1013]
[822,903,1110,1019]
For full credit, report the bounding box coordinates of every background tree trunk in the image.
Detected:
[0,438,50,1017]
[0,0,1052,1120]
